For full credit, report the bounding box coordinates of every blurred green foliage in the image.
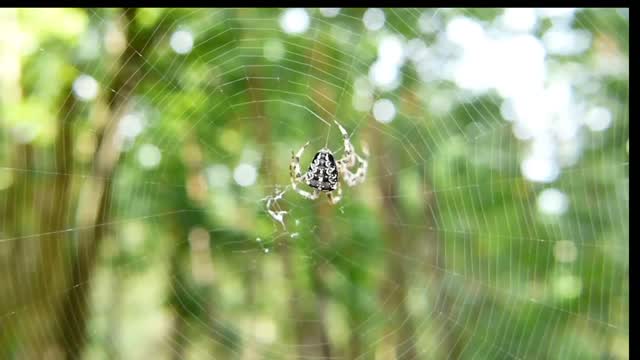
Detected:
[0,7,628,360]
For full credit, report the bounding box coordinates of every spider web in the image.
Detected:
[0,7,629,359]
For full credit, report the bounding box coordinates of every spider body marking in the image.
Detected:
[306,149,339,192]
[289,121,369,205]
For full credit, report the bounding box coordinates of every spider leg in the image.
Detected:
[334,120,356,168]
[328,182,343,204]
[289,141,320,200]
[343,167,366,187]
[289,141,322,200]
[290,141,310,180]
[339,141,369,187]
[292,181,320,200]
[353,145,369,185]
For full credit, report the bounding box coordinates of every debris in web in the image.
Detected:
[263,186,289,230]
[256,237,270,253]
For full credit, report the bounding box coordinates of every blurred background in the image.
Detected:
[0,7,628,360]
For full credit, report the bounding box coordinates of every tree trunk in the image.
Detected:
[369,123,418,360]
[418,166,466,360]
[0,82,77,359]
[55,8,142,359]
[168,222,190,360]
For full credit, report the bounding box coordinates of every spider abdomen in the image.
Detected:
[305,150,338,192]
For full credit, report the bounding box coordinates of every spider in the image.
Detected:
[289,121,369,204]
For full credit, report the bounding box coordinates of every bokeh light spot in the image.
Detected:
[263,39,285,62]
[554,240,578,263]
[280,8,310,34]
[319,8,340,18]
[363,8,385,31]
[207,164,232,188]
[137,144,162,169]
[373,99,396,124]
[170,29,194,54]
[234,163,257,187]
[584,106,612,132]
[521,156,560,183]
[537,188,569,216]
[73,74,98,101]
